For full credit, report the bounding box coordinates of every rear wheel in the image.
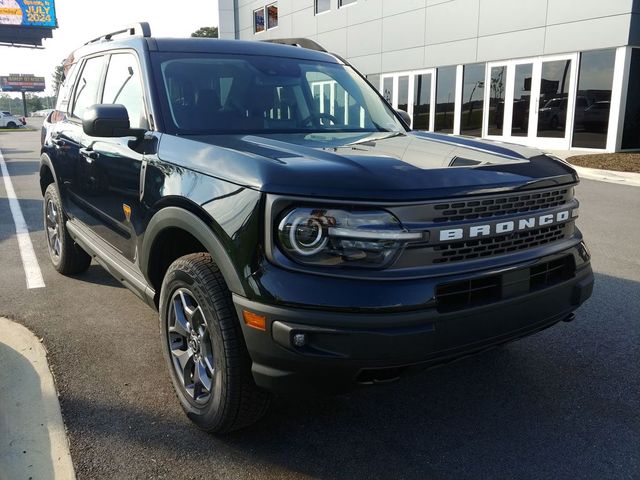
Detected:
[43,184,91,275]
[159,253,270,433]
[6,121,16,129]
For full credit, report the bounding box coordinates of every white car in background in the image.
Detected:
[0,111,26,128]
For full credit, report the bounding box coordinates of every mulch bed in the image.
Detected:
[568,153,640,173]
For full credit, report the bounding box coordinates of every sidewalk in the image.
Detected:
[0,317,75,480]
[545,149,640,187]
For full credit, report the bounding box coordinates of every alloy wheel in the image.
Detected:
[45,199,61,260]
[167,288,215,405]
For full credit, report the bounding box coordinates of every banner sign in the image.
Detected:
[0,74,46,92]
[0,0,57,28]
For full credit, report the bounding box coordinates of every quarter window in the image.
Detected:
[71,56,104,119]
[102,53,147,129]
[315,0,330,14]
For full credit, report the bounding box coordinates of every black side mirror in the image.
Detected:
[396,109,412,127]
[82,104,132,137]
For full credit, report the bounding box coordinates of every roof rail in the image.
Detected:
[84,22,151,46]
[262,38,327,52]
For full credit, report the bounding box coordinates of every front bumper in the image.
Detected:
[234,260,594,394]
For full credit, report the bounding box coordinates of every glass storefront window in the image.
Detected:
[487,66,505,136]
[461,63,485,136]
[267,3,278,29]
[398,76,409,113]
[253,8,265,33]
[315,0,330,14]
[412,73,431,130]
[537,60,572,138]
[622,49,640,149]
[512,64,533,137]
[572,49,615,149]
[435,66,456,133]
[382,77,393,104]
[339,0,357,6]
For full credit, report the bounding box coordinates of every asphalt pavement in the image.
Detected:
[0,121,638,480]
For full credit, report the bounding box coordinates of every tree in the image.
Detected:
[191,26,218,38]
[52,65,64,97]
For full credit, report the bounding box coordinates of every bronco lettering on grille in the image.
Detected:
[438,209,575,242]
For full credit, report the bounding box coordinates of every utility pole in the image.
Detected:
[21,91,28,117]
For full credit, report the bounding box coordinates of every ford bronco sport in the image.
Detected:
[40,24,593,432]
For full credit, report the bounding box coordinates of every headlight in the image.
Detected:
[277,207,421,269]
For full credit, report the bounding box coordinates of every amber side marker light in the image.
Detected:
[243,311,267,331]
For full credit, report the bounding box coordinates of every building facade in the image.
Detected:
[219,0,640,152]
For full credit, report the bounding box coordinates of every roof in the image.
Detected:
[71,36,341,65]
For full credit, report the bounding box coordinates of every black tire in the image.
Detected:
[7,121,17,129]
[43,184,91,275]
[159,253,271,433]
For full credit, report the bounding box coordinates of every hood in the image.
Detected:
[157,130,578,202]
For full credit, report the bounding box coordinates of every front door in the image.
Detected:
[380,70,435,129]
[82,52,150,262]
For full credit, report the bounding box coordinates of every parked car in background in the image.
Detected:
[31,109,54,117]
[0,111,25,128]
[538,96,590,130]
[583,101,611,132]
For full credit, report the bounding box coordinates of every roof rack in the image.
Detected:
[84,22,151,46]
[262,38,327,52]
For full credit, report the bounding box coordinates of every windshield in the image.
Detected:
[151,52,405,135]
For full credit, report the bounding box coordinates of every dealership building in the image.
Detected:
[219,0,640,152]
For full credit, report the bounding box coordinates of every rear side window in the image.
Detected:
[71,56,105,120]
[102,53,147,129]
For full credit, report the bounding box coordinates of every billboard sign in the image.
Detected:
[0,0,57,28]
[0,74,46,92]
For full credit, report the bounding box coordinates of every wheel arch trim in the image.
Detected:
[141,206,246,296]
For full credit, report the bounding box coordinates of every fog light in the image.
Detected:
[292,333,307,347]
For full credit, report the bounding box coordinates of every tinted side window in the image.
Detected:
[71,56,105,119]
[102,53,147,129]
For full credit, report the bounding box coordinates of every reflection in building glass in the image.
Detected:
[398,76,409,113]
[537,60,572,138]
[461,63,485,136]
[488,66,505,136]
[572,49,615,149]
[435,66,456,133]
[412,74,431,130]
[622,49,640,149]
[512,63,533,137]
[383,77,393,104]
[254,8,265,33]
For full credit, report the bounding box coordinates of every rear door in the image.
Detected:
[52,54,108,226]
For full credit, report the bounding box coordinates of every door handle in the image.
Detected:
[79,147,99,162]
[51,137,66,148]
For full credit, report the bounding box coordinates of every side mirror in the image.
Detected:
[83,104,132,138]
[396,109,411,127]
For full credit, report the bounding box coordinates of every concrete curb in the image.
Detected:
[569,164,640,187]
[0,317,76,480]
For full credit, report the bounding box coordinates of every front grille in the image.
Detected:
[432,223,568,264]
[435,256,575,312]
[432,188,572,223]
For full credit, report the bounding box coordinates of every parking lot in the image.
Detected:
[0,121,638,480]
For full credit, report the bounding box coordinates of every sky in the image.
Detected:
[1,0,220,96]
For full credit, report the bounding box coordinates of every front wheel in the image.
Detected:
[159,253,271,433]
[6,121,17,129]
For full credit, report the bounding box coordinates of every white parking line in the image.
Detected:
[0,147,45,289]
